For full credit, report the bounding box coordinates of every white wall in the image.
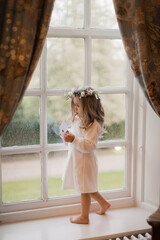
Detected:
[135,86,160,210]
[144,101,160,207]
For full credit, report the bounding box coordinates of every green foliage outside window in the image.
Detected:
[2,120,125,147]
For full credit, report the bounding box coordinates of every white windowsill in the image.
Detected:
[0,207,152,240]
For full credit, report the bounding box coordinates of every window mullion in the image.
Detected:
[125,59,133,143]
[84,36,92,86]
[44,140,127,153]
[0,145,41,155]
[40,40,48,201]
[84,0,91,86]
[84,0,91,28]
[25,89,42,96]
[48,28,120,39]
[124,59,134,195]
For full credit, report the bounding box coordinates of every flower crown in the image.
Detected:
[67,88,100,100]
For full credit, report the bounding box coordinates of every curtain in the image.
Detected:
[0,0,55,136]
[113,0,160,117]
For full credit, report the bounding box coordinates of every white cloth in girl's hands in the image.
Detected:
[59,121,68,137]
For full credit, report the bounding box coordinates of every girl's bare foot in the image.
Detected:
[96,202,111,215]
[70,215,89,224]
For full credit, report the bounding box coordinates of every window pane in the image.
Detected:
[50,0,84,28]
[28,61,40,88]
[48,151,76,197]
[47,38,84,88]
[97,147,125,191]
[2,153,41,202]
[91,0,118,29]
[1,97,40,147]
[101,94,125,140]
[92,39,127,87]
[47,96,70,144]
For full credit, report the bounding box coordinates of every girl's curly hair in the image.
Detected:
[70,87,105,128]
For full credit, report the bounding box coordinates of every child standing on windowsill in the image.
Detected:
[62,87,111,224]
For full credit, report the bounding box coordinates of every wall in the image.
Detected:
[144,101,160,207]
[135,86,160,210]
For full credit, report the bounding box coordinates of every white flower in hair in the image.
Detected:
[66,87,101,100]
[95,94,99,99]
[87,89,93,95]
[81,91,85,97]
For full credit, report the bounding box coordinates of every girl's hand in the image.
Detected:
[64,131,75,143]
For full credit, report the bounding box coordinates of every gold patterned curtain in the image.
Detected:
[0,0,55,136]
[113,0,160,117]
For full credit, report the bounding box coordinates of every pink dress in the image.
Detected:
[62,116,102,193]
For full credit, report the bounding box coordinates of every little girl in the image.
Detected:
[62,87,111,224]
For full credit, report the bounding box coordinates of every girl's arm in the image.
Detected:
[72,122,101,153]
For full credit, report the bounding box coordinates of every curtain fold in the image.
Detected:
[0,0,55,136]
[113,0,160,117]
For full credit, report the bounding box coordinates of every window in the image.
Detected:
[0,0,134,217]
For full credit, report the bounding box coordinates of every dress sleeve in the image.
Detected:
[72,121,102,153]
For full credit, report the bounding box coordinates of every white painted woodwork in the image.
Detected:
[0,207,151,239]
[0,1,137,220]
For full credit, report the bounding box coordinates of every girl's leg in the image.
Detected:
[70,193,90,224]
[90,192,111,215]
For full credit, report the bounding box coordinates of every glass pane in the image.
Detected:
[2,153,41,202]
[91,0,118,29]
[50,0,84,28]
[47,38,84,88]
[47,96,71,144]
[48,151,76,197]
[101,94,125,140]
[92,39,126,87]
[28,61,40,88]
[2,97,40,147]
[97,147,125,191]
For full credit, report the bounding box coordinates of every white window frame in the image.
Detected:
[0,1,137,220]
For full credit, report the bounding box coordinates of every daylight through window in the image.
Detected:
[0,0,133,214]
